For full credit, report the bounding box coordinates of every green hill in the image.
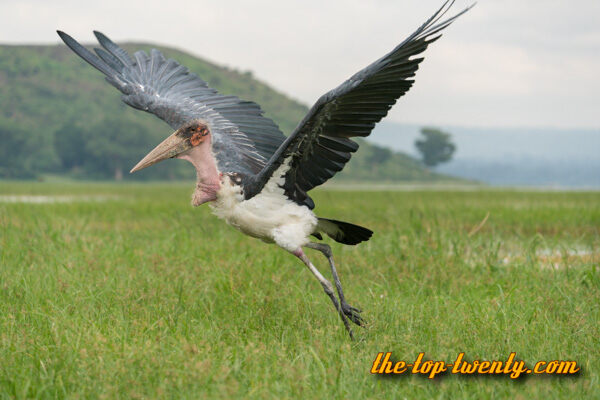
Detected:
[0,42,449,182]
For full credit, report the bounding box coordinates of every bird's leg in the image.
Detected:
[293,248,355,340]
[305,242,365,326]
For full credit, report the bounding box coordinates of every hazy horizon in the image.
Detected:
[369,122,600,187]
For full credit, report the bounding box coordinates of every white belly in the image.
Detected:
[210,176,317,252]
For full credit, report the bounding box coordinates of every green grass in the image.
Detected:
[0,182,599,399]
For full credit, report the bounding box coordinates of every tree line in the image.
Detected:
[0,118,194,180]
[1,118,456,181]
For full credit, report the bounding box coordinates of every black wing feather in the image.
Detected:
[57,30,286,176]
[245,1,472,207]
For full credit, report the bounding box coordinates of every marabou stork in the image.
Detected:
[57,1,471,340]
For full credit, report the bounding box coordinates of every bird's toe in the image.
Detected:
[342,303,365,326]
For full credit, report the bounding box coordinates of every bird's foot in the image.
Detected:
[341,302,365,326]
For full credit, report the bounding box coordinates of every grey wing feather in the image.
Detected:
[245,0,472,207]
[57,30,286,175]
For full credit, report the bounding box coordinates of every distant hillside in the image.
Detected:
[0,42,451,183]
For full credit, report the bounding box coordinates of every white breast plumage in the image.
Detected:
[210,163,317,252]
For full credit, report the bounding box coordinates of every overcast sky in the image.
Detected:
[1,0,599,129]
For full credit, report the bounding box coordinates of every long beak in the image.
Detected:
[130,129,192,173]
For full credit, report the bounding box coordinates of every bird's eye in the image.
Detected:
[190,132,203,146]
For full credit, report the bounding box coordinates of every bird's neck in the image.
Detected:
[192,177,220,206]
[176,137,221,206]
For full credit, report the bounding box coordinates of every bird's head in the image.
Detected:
[130,120,210,173]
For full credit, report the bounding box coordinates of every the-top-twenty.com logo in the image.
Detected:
[371,352,580,379]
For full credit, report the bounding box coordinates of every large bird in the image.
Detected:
[57,1,471,340]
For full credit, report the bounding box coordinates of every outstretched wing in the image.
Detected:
[57,31,286,175]
[245,1,472,208]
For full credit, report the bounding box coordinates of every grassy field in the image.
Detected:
[0,182,598,399]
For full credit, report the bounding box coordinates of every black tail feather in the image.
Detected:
[317,218,373,245]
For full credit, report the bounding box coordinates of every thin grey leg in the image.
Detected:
[293,248,355,340]
[305,242,365,326]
